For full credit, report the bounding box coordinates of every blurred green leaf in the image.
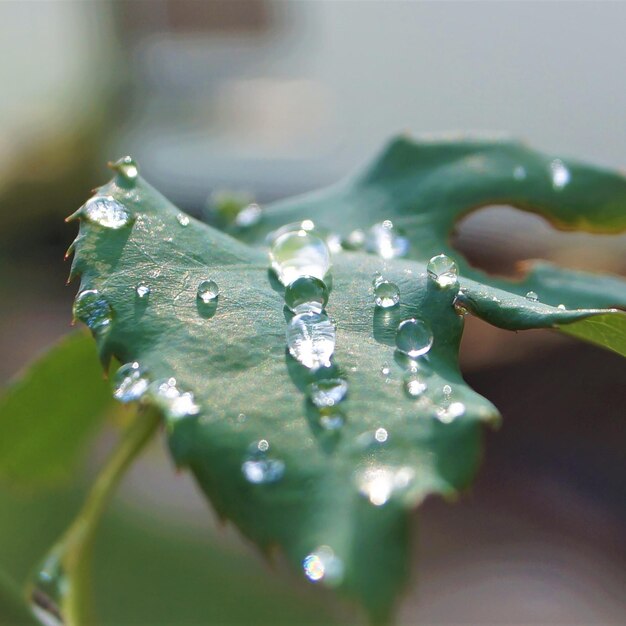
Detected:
[0,569,38,626]
[67,138,622,621]
[0,331,114,488]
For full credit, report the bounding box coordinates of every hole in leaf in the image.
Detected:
[451,205,626,279]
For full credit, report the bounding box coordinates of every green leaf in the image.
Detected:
[0,331,115,488]
[66,141,623,622]
[0,569,39,626]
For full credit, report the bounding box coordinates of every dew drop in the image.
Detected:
[374,427,388,443]
[29,550,67,626]
[343,229,366,250]
[395,318,433,358]
[73,289,112,331]
[453,295,469,316]
[82,196,131,229]
[380,362,391,377]
[149,378,200,419]
[113,362,149,403]
[403,371,428,398]
[284,275,329,314]
[235,203,262,228]
[286,312,335,369]
[303,546,344,586]
[176,213,190,227]
[357,465,415,506]
[270,229,331,285]
[365,220,410,259]
[374,280,400,308]
[436,401,466,423]
[308,378,348,408]
[135,283,150,299]
[550,159,571,189]
[241,440,285,484]
[112,155,138,180]
[318,407,346,431]
[427,254,459,288]
[525,290,539,302]
[197,280,219,303]
[557,303,566,310]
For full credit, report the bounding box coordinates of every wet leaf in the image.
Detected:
[0,569,39,625]
[66,141,624,621]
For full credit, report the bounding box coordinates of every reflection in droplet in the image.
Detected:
[303,546,344,586]
[112,155,139,180]
[374,280,400,308]
[241,440,285,484]
[395,318,433,358]
[525,290,539,302]
[427,254,459,288]
[436,401,466,423]
[83,196,131,229]
[235,203,262,228]
[266,220,316,245]
[284,275,329,314]
[403,371,428,398]
[197,280,219,303]
[270,229,331,285]
[73,290,112,331]
[113,362,149,403]
[286,312,335,369]
[176,213,190,227]
[365,220,410,259]
[550,159,571,190]
[357,465,415,506]
[374,427,388,443]
[308,378,348,408]
[149,378,200,419]
[135,283,150,299]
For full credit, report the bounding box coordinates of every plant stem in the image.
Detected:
[56,407,160,625]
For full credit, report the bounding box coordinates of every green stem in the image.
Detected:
[53,408,159,625]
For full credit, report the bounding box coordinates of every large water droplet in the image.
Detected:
[525,290,539,302]
[82,196,131,229]
[356,465,415,506]
[365,220,410,259]
[73,290,112,331]
[197,280,219,303]
[374,280,400,308]
[235,203,262,228]
[284,276,329,315]
[270,229,331,285]
[149,378,200,419]
[395,318,433,358]
[403,371,428,398]
[241,440,285,484]
[308,378,348,408]
[176,213,190,227]
[113,362,149,403]
[427,254,459,288]
[303,546,344,586]
[286,312,335,369]
[135,283,150,299]
[550,159,571,189]
[30,551,67,626]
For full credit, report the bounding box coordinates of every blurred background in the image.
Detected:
[0,2,624,624]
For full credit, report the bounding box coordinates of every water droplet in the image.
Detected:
[343,229,366,250]
[270,229,331,285]
[284,275,329,314]
[427,254,459,288]
[557,303,566,310]
[73,290,112,331]
[374,280,400,308]
[395,318,433,358]
[82,196,131,229]
[356,465,415,506]
[267,220,316,245]
[436,401,466,423]
[453,295,469,316]
[149,378,200,419]
[325,232,343,254]
[241,440,285,484]
[318,407,346,431]
[113,362,149,403]
[365,220,410,259]
[403,371,428,398]
[135,283,150,299]
[29,550,67,626]
[513,165,527,180]
[303,546,344,585]
[442,384,452,396]
[374,427,388,443]
[380,362,391,377]
[197,280,219,303]
[235,203,262,228]
[111,155,138,180]
[308,378,348,408]
[286,312,335,369]
[176,213,190,227]
[550,159,571,189]
[525,290,539,302]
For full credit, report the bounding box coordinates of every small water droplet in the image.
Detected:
[112,155,138,180]
[149,378,200,419]
[403,371,428,398]
[395,318,433,358]
[525,290,539,302]
[235,203,263,228]
[374,280,400,308]
[241,440,285,484]
[453,295,469,316]
[356,465,415,506]
[270,229,331,285]
[83,196,131,229]
[365,221,410,259]
[197,280,219,303]
[308,378,348,408]
[317,407,346,431]
[113,362,149,403]
[557,303,566,310]
[436,401,466,423]
[284,275,329,314]
[29,550,67,626]
[286,312,335,369]
[73,289,112,331]
[442,384,452,396]
[380,362,391,377]
[374,427,388,443]
[343,229,366,250]
[325,232,343,254]
[176,213,190,227]
[303,546,344,585]
[427,254,459,288]
[513,165,527,180]
[550,159,571,189]
[135,283,150,299]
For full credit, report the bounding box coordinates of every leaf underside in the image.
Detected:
[67,136,625,621]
